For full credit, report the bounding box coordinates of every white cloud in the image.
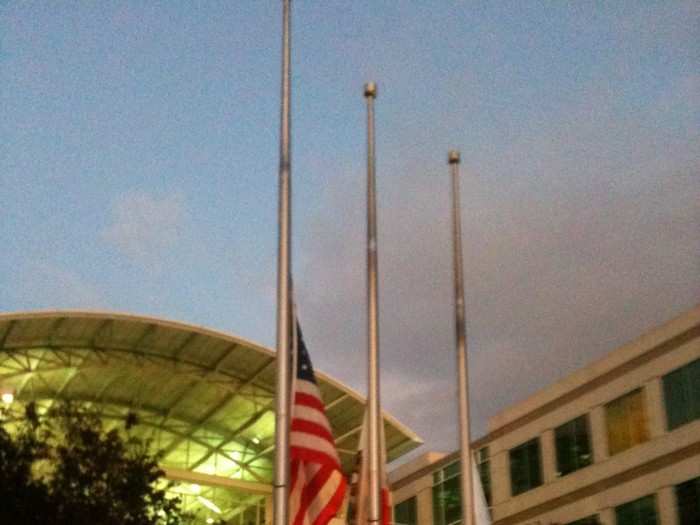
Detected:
[294,82,700,455]
[102,191,187,266]
[18,262,104,309]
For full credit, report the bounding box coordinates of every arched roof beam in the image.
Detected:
[157,342,247,422]
[1,345,271,399]
[24,393,253,452]
[4,396,263,478]
[162,467,270,495]
[2,355,274,472]
[0,320,17,348]
[157,357,275,460]
[187,399,274,472]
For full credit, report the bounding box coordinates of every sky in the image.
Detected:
[1,1,699,460]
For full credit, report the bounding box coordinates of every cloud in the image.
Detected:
[16,262,104,310]
[102,191,187,267]
[294,76,700,457]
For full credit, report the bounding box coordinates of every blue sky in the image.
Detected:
[2,1,698,456]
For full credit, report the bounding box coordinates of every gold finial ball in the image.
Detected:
[448,150,461,164]
[364,82,377,98]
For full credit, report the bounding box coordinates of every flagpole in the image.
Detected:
[364,81,383,525]
[448,150,475,525]
[273,2,292,525]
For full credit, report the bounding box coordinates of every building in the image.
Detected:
[0,311,422,524]
[390,306,700,525]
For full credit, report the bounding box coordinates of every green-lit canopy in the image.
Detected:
[0,311,421,523]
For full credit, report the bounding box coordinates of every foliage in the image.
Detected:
[0,403,187,525]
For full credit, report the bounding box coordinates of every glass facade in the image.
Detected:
[675,477,700,525]
[509,438,542,496]
[432,462,461,525]
[414,355,700,525]
[555,414,592,476]
[663,358,700,430]
[615,495,657,525]
[605,389,649,455]
[394,496,417,525]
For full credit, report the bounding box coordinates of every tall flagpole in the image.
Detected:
[449,150,475,525]
[364,82,382,525]
[273,2,292,525]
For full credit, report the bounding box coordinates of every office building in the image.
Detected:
[390,306,700,525]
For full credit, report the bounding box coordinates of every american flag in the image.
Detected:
[289,324,347,525]
[349,412,392,525]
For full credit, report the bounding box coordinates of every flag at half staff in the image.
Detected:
[289,323,348,525]
[472,460,491,525]
[350,411,391,525]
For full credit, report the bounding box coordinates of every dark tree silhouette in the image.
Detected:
[0,403,187,525]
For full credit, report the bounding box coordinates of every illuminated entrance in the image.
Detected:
[0,312,421,524]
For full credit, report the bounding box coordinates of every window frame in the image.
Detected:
[604,388,650,456]
[508,437,543,496]
[432,461,462,525]
[675,476,700,525]
[614,494,658,525]
[662,358,700,431]
[394,496,417,525]
[554,414,593,477]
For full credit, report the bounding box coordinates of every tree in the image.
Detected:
[0,402,188,525]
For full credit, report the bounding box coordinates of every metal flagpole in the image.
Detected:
[448,150,475,525]
[273,2,292,525]
[364,82,382,525]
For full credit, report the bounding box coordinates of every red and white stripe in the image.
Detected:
[289,372,347,525]
[353,411,393,525]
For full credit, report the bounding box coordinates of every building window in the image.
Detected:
[675,476,700,525]
[433,460,460,485]
[555,414,592,476]
[605,389,649,456]
[433,462,461,525]
[615,494,658,525]
[663,358,700,430]
[476,446,492,506]
[566,516,599,525]
[509,438,542,496]
[394,496,417,525]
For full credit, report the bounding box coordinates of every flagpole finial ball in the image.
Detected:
[364,82,377,98]
[448,150,461,164]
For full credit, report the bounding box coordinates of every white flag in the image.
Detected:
[472,459,491,525]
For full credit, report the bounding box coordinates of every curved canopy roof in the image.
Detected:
[0,311,421,521]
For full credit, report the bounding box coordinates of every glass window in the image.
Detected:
[675,476,700,525]
[433,461,460,485]
[394,496,417,525]
[663,358,700,430]
[433,471,461,525]
[445,461,460,478]
[566,516,599,525]
[555,415,593,476]
[615,495,657,525]
[605,389,649,455]
[476,446,492,506]
[509,438,542,496]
